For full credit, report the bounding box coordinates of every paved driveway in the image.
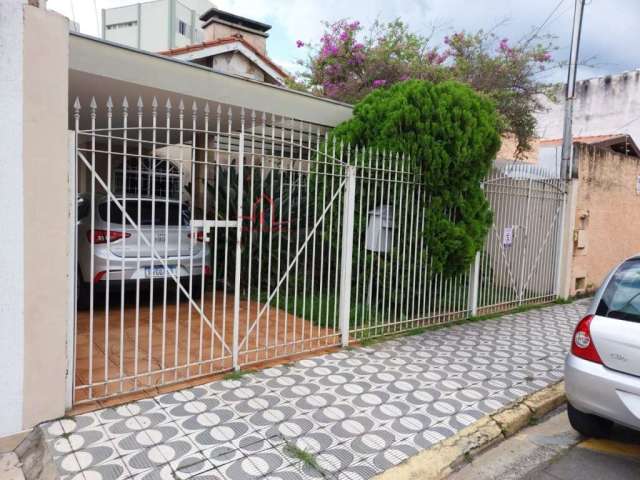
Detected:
[43,300,587,480]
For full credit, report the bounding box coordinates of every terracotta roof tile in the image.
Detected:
[159,35,289,80]
[539,134,630,145]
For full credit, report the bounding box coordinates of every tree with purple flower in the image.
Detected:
[294,18,556,155]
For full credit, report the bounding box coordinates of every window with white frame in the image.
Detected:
[114,158,182,199]
[178,20,188,36]
[106,20,138,30]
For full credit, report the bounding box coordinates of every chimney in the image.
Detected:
[199,8,271,55]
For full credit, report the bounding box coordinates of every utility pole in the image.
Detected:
[560,0,586,179]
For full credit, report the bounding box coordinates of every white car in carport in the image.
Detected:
[76,194,210,306]
[565,255,640,437]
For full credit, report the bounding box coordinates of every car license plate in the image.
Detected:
[145,265,177,278]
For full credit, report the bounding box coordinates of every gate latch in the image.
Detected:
[191,219,239,243]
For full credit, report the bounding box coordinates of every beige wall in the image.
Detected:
[570,143,640,295]
[211,51,267,83]
[21,5,70,428]
[496,134,540,163]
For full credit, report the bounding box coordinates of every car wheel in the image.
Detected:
[567,402,613,438]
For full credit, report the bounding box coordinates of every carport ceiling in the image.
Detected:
[69,33,353,133]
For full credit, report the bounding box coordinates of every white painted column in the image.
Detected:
[0,0,26,437]
[339,165,357,347]
[556,178,579,299]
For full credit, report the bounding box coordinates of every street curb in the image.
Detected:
[373,381,566,480]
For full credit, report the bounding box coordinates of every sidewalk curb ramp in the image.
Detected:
[373,381,566,480]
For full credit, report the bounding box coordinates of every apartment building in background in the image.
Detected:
[102,0,213,51]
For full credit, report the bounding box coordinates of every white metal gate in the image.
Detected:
[477,164,565,313]
[71,96,348,404]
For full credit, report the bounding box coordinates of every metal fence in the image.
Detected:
[70,95,565,404]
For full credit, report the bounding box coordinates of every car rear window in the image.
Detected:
[596,258,640,322]
[99,200,190,226]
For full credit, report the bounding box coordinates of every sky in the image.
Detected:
[48,0,640,83]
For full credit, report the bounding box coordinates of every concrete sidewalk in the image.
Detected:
[39,300,587,480]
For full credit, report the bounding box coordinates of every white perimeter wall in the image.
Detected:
[0,0,25,437]
[537,71,640,141]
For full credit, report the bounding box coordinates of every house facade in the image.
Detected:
[160,9,288,85]
[0,0,352,445]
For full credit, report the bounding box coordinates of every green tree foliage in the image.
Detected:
[331,79,501,274]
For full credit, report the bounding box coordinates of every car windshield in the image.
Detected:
[98,200,190,226]
[596,258,640,323]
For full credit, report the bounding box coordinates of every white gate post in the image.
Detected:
[66,131,77,409]
[468,251,480,317]
[339,165,357,346]
[232,114,245,371]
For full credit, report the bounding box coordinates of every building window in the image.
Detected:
[106,20,138,30]
[178,20,188,36]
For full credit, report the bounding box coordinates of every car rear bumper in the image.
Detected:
[565,353,640,431]
[79,253,210,283]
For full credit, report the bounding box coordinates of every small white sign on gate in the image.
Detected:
[502,226,514,247]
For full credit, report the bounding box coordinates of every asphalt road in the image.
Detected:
[450,406,640,480]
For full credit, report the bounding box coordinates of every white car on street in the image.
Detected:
[565,255,640,437]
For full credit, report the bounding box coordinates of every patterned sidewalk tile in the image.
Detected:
[43,300,587,479]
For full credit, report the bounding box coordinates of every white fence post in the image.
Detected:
[468,251,480,317]
[232,115,245,371]
[339,164,357,346]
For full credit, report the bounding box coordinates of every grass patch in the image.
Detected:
[283,441,323,474]
[223,369,253,381]
[257,291,384,331]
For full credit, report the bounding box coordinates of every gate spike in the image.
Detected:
[73,97,81,128]
[151,96,158,110]
[122,96,129,110]
[165,98,172,110]
[178,99,185,111]
[204,102,210,114]
[216,104,222,115]
[192,100,198,112]
[106,96,114,109]
[137,96,144,109]
[89,96,97,110]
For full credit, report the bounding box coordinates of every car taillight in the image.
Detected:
[93,271,106,283]
[87,229,131,244]
[189,230,206,242]
[571,315,602,364]
[204,265,212,276]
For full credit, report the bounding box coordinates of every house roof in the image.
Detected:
[540,134,640,157]
[200,8,272,33]
[159,35,289,81]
